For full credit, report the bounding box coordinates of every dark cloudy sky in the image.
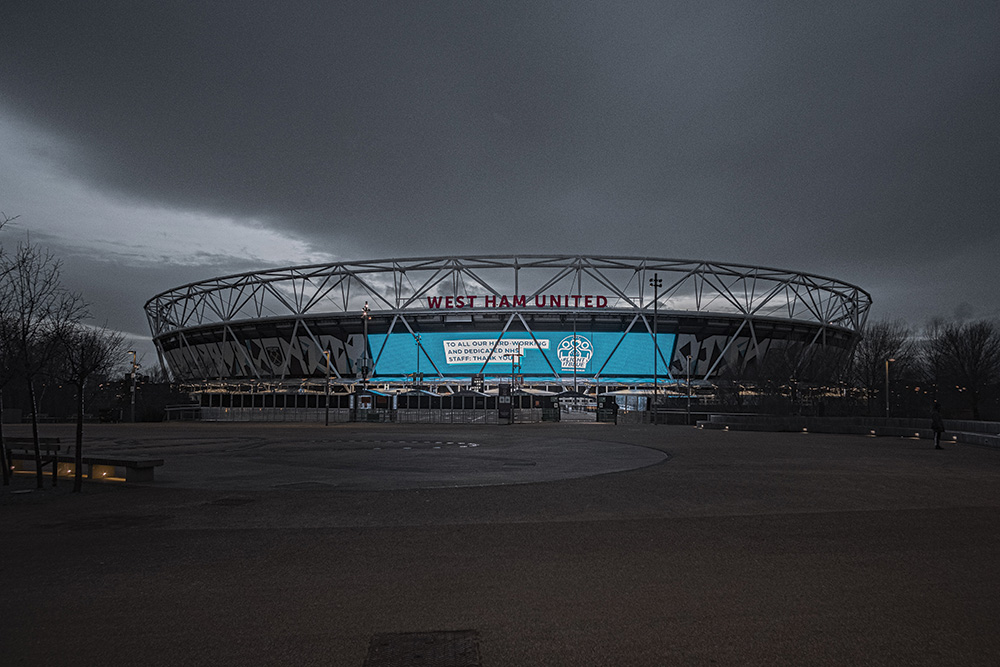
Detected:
[1,1,998,362]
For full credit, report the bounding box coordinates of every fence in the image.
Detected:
[196,406,562,424]
[199,407,354,423]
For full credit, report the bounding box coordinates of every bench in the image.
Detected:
[4,438,64,485]
[64,455,164,482]
[5,446,163,483]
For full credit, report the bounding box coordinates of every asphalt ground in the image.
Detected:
[2,422,999,666]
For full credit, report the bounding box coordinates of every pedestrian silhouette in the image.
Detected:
[931,401,945,450]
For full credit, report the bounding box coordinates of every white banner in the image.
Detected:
[442,338,548,365]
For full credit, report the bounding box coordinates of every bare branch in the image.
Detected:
[0,212,20,231]
[924,319,1000,419]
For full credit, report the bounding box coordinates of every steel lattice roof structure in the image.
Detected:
[145,255,872,386]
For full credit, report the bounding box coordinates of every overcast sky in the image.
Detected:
[1,1,998,364]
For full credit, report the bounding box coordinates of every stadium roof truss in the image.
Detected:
[146,256,872,383]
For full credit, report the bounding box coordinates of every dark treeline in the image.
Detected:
[1,365,183,424]
[709,316,1000,421]
[850,318,1000,421]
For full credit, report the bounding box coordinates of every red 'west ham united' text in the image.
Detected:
[426,295,609,309]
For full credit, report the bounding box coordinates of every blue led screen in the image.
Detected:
[368,330,676,379]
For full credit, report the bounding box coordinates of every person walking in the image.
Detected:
[931,401,946,450]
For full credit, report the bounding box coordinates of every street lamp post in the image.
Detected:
[323,350,331,426]
[649,273,662,423]
[127,350,138,423]
[885,357,895,419]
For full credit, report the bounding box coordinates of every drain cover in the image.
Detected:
[363,630,481,667]
[207,496,255,506]
[271,481,339,489]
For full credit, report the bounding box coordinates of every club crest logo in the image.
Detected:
[265,346,284,368]
[557,335,592,371]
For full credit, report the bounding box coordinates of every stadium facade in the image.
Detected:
[145,256,871,404]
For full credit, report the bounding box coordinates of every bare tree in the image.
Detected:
[850,319,916,416]
[56,323,126,492]
[0,308,18,487]
[752,344,799,415]
[6,242,86,488]
[924,319,1000,420]
[144,362,172,384]
[0,212,22,486]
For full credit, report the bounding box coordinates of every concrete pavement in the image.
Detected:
[2,422,999,665]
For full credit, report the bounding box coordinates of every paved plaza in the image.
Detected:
[2,422,999,665]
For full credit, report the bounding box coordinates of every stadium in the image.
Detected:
[144,255,871,421]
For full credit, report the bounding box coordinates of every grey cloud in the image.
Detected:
[1,1,998,327]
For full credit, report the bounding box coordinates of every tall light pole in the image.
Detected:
[686,354,692,426]
[649,273,662,423]
[323,349,331,426]
[127,350,138,423]
[361,301,371,390]
[507,343,522,425]
[572,330,578,393]
[414,333,421,387]
[885,357,895,419]
[509,343,522,389]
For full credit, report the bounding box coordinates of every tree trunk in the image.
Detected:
[74,384,84,493]
[29,379,44,489]
[0,390,9,486]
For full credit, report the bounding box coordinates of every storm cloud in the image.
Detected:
[1,1,998,359]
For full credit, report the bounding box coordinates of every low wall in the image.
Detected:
[698,414,1000,448]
